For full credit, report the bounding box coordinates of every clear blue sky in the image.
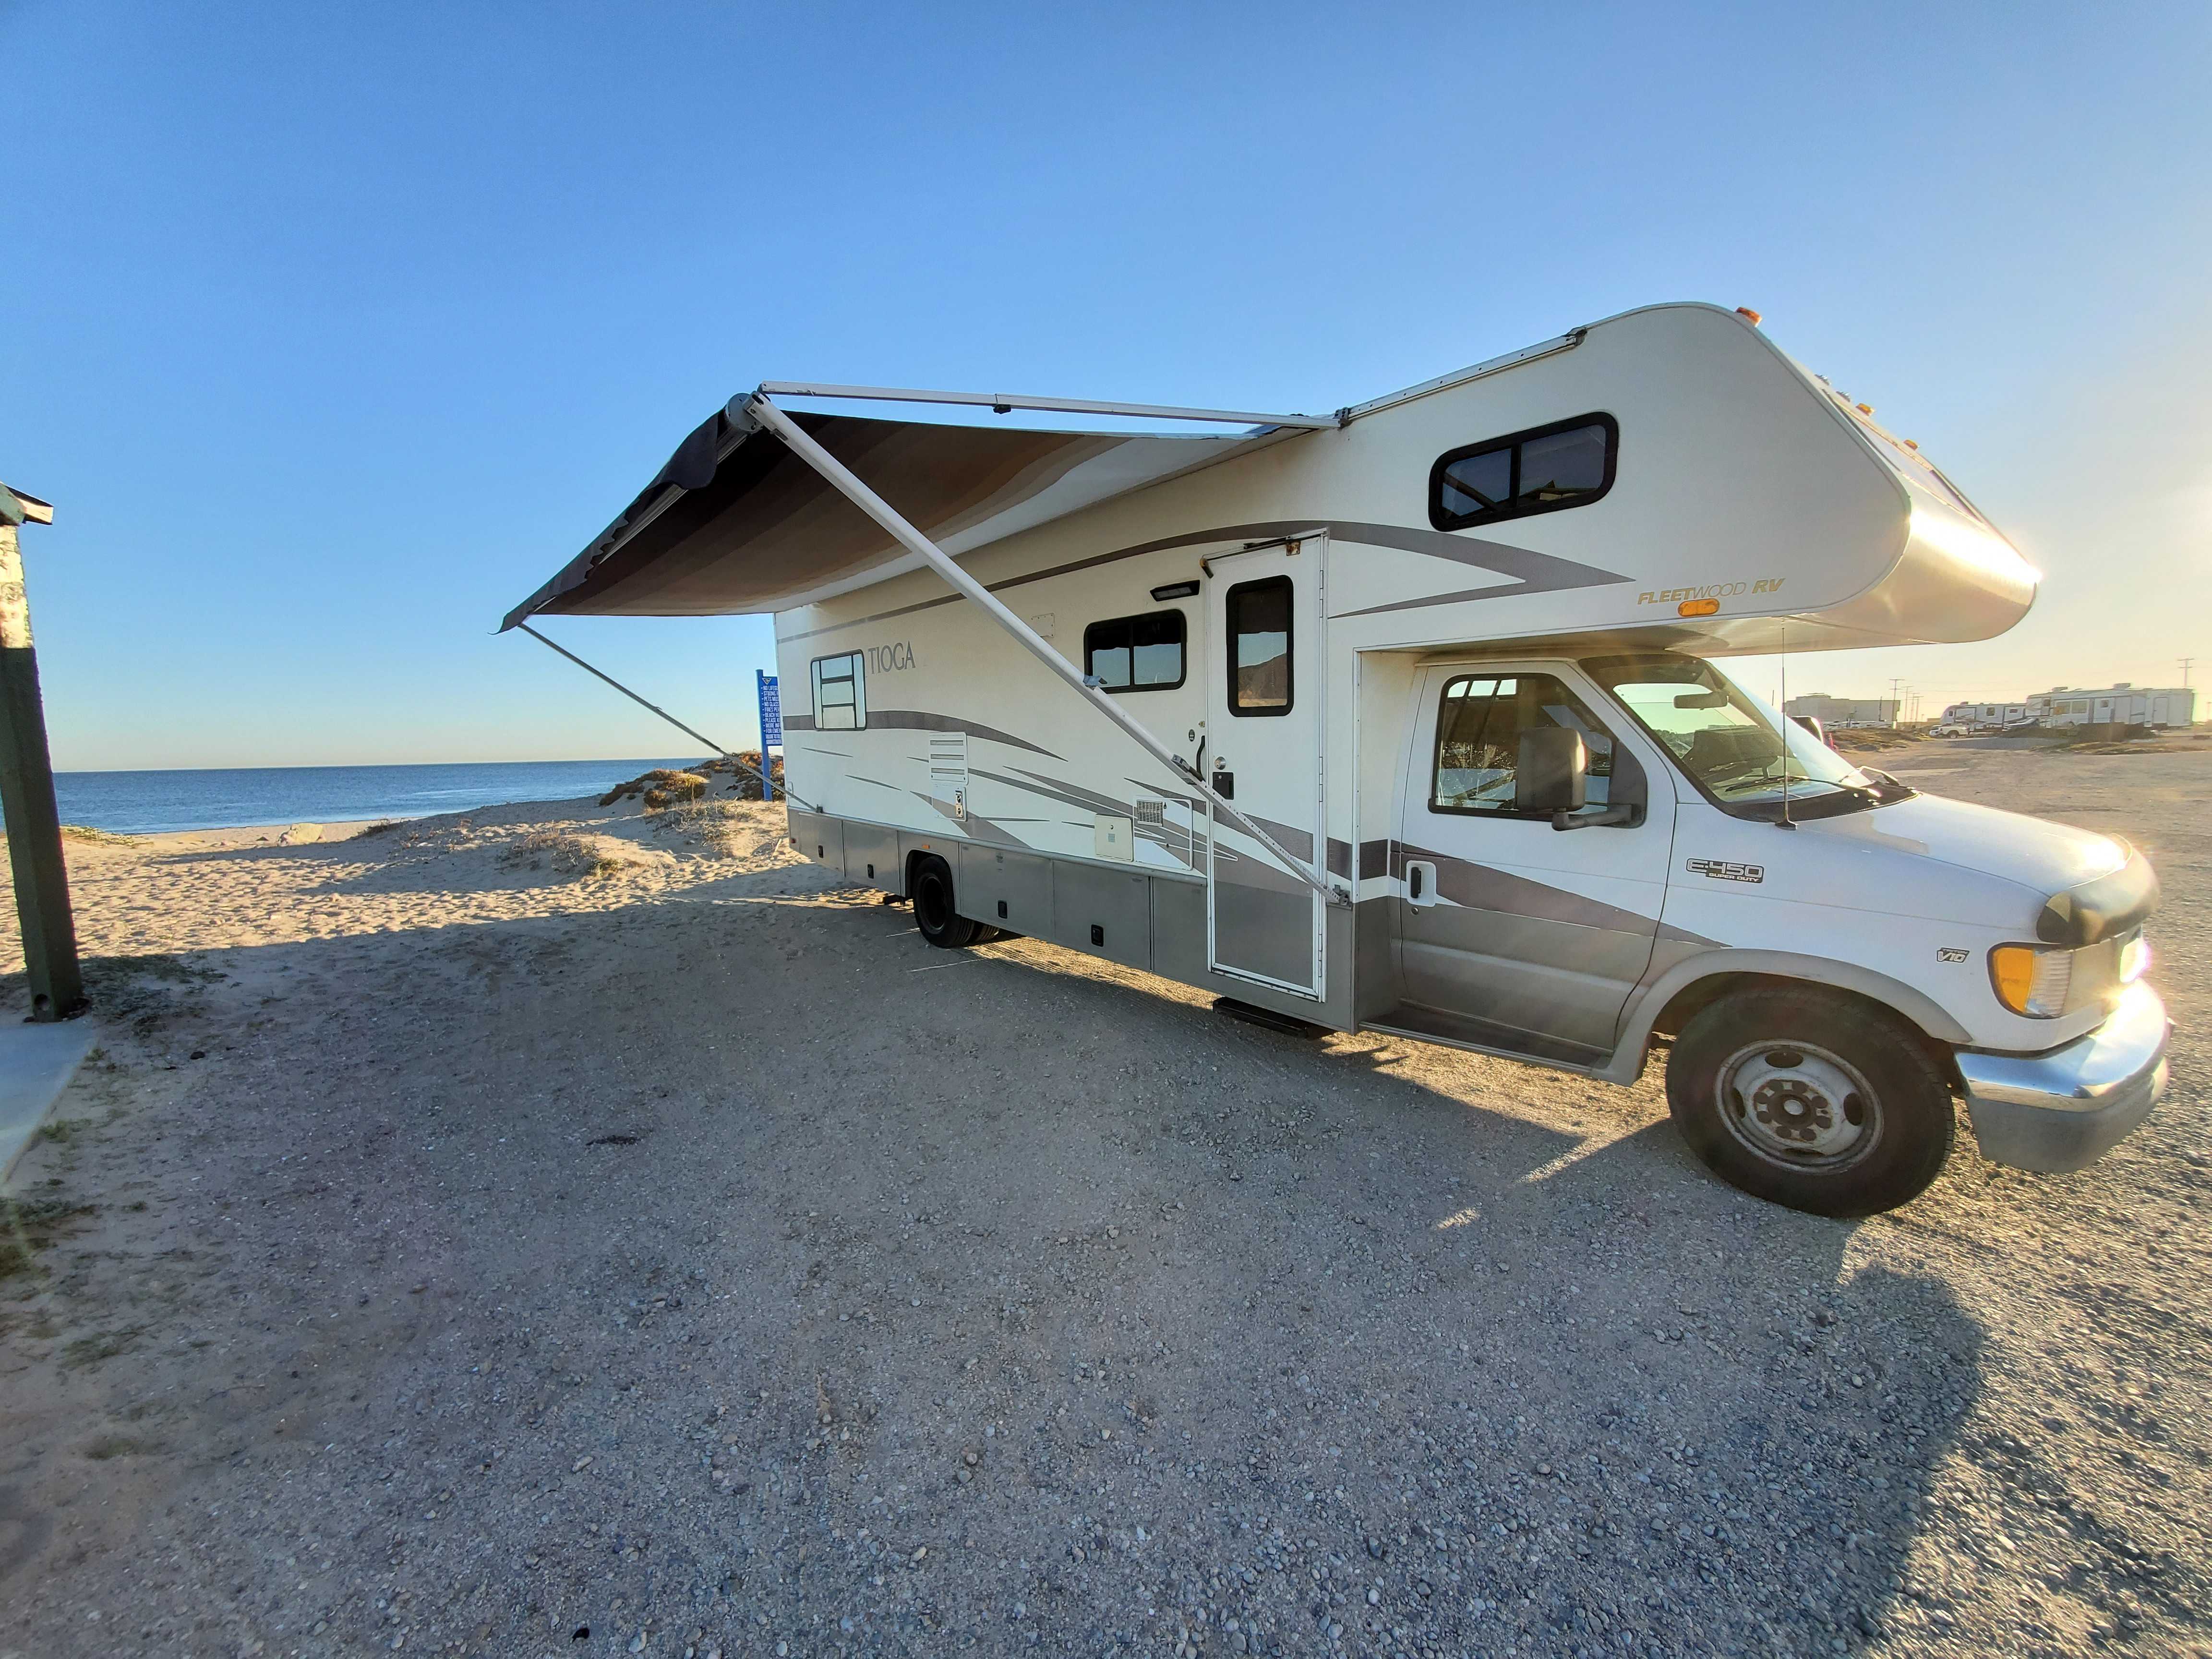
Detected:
[5,1,2208,769]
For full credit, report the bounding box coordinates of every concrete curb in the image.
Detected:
[0,1018,98,1188]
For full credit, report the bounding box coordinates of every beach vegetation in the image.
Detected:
[0,1194,95,1280]
[502,830,634,881]
[601,767,709,809]
[643,771,708,810]
[86,952,221,987]
[703,750,785,801]
[655,799,747,857]
[60,824,141,845]
[61,1325,145,1367]
[82,1432,158,1460]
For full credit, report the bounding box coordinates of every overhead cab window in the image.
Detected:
[1084,611,1186,692]
[1225,577,1293,716]
[1430,413,1617,531]
[1431,673,1615,815]
[810,651,866,730]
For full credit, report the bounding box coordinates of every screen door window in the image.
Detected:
[1226,576,1293,716]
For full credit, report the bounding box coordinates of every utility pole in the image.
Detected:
[1887,676,1905,728]
[0,484,84,1020]
[2182,657,2194,690]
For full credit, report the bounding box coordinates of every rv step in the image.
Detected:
[1212,998,1330,1040]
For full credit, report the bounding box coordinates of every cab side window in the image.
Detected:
[1431,673,1614,815]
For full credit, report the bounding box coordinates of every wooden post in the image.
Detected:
[0,487,84,1021]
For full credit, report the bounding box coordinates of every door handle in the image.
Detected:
[1404,859,1438,908]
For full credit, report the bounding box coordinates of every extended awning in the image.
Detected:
[500,385,1326,630]
[504,383,1350,915]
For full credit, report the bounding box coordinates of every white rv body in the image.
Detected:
[511,302,2168,1211]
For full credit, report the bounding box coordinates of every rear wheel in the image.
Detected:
[911,856,983,949]
[1665,985,1955,1217]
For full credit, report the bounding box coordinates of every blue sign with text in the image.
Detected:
[757,671,782,744]
[756,670,781,802]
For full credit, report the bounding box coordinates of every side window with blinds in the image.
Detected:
[1430,413,1617,531]
[1431,672,1615,815]
[1226,577,1293,716]
[810,651,866,731]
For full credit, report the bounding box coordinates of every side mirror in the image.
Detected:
[1790,713,1831,748]
[1515,728,1587,816]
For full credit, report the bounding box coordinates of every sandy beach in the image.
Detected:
[1,746,2208,1658]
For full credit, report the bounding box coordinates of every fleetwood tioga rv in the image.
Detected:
[506,302,2167,1217]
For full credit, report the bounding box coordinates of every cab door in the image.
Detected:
[1392,662,1676,1059]
[1204,536,1325,996]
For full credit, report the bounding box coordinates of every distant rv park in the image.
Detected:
[1786,682,2198,736]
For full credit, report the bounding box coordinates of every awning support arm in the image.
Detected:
[742,393,1347,909]
[514,621,817,813]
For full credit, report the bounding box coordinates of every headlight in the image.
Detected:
[1990,944,2074,1018]
[2120,931,2152,985]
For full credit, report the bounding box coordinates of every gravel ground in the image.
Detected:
[1,743,2208,1659]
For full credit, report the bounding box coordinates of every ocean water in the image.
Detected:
[52,757,710,837]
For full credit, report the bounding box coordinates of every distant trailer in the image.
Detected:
[507,301,2168,1218]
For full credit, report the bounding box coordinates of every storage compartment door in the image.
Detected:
[1203,537,1325,996]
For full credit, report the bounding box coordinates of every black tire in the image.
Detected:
[1665,985,1955,1217]
[911,856,982,949]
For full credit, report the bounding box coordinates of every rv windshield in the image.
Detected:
[1583,656,1911,822]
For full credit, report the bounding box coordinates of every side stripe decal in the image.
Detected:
[781,518,1629,642]
[1392,838,1722,946]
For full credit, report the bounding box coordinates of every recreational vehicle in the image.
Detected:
[506,302,2168,1218]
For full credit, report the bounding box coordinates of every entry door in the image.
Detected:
[1204,537,1325,996]
[1394,662,1675,1057]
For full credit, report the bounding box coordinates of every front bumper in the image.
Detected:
[1954,982,2170,1174]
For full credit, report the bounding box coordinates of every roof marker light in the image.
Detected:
[1735,307,1763,325]
[1904,439,1920,450]
[1857,403,1874,415]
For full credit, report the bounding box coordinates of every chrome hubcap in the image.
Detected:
[1717,1041,1878,1167]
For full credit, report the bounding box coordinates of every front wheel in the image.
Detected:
[911,856,983,949]
[1665,986,1956,1217]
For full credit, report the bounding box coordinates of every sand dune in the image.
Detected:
[7,795,830,969]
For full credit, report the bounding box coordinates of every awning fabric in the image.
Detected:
[501,405,1286,629]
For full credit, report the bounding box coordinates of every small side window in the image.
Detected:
[1225,577,1293,717]
[810,651,866,731]
[1083,611,1186,692]
[1430,413,1617,532]
[1431,672,1615,815]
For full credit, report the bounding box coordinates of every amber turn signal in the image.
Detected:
[1677,598,1720,617]
[1990,944,2072,1018]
